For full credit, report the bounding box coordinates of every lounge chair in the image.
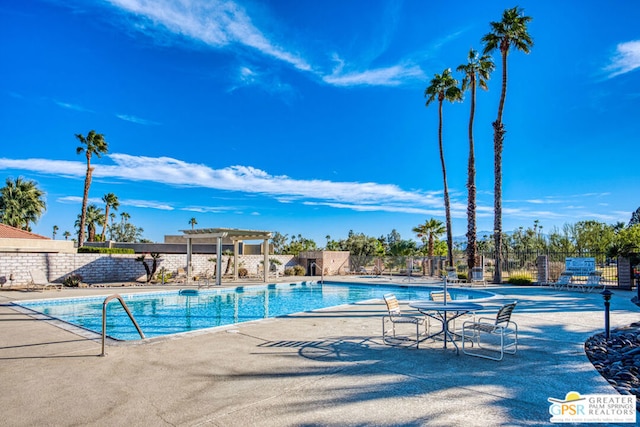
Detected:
[470,267,486,286]
[28,269,63,292]
[175,267,187,283]
[462,302,518,361]
[549,272,572,290]
[382,293,426,348]
[444,269,462,284]
[579,271,604,293]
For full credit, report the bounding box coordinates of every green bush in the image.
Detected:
[458,272,468,281]
[77,247,135,254]
[507,274,532,285]
[293,265,306,276]
[284,267,295,276]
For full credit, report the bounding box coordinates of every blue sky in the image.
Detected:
[1,0,639,245]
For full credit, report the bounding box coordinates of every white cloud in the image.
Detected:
[604,40,640,78]
[323,63,425,87]
[56,194,173,210]
[116,114,160,125]
[0,154,442,214]
[106,0,311,71]
[54,100,93,112]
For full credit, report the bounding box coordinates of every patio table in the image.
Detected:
[409,301,483,355]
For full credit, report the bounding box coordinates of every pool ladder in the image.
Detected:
[100,294,145,356]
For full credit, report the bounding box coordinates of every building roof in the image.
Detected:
[0,223,49,240]
[180,227,272,241]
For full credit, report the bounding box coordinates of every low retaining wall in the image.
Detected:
[0,253,297,285]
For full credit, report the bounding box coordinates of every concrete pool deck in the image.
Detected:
[0,277,638,426]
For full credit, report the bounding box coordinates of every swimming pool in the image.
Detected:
[15,281,496,341]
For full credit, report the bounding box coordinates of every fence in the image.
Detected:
[348,251,625,287]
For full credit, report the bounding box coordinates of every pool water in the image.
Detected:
[15,281,496,340]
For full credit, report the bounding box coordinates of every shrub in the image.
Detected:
[284,267,295,276]
[293,265,306,276]
[63,273,83,287]
[507,274,532,285]
[458,272,468,281]
[77,247,135,254]
[238,267,248,278]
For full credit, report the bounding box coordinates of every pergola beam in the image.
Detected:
[180,228,273,285]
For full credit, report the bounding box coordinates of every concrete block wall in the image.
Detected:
[0,253,298,285]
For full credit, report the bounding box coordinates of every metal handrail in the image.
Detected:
[101,294,145,356]
[311,262,324,284]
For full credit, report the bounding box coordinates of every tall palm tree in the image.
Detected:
[189,217,198,229]
[52,225,59,239]
[412,218,446,257]
[424,68,462,268]
[0,177,46,231]
[76,130,108,246]
[63,231,71,240]
[75,204,105,242]
[457,48,495,271]
[482,7,533,283]
[100,193,119,242]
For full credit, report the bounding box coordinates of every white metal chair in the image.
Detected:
[470,267,486,286]
[462,302,518,361]
[444,269,462,284]
[382,293,426,348]
[581,271,604,293]
[549,272,572,290]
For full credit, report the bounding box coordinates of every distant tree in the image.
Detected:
[338,231,385,269]
[547,225,575,253]
[271,231,288,254]
[629,207,640,227]
[0,177,46,231]
[412,218,446,257]
[63,231,71,240]
[108,211,144,242]
[388,239,418,257]
[282,234,317,256]
[607,224,640,259]
[189,217,197,229]
[424,68,462,268]
[572,220,615,254]
[100,193,119,241]
[52,225,59,239]
[457,48,494,270]
[76,130,108,246]
[482,6,533,283]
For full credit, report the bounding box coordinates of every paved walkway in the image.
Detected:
[0,278,638,426]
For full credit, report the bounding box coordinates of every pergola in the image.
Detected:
[180,228,273,286]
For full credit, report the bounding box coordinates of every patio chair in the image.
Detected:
[581,271,604,293]
[462,302,518,361]
[28,269,63,292]
[175,267,188,283]
[470,267,486,286]
[444,269,462,284]
[549,272,572,290]
[382,293,426,348]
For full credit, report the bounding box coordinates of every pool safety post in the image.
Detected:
[601,289,612,342]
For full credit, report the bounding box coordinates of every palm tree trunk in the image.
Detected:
[101,204,110,242]
[466,78,478,271]
[438,100,454,267]
[78,164,93,246]
[493,46,509,284]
